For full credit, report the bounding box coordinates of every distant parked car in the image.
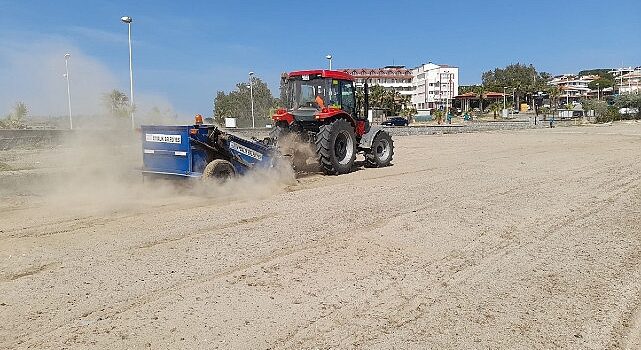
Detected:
[381,117,409,126]
[620,108,639,115]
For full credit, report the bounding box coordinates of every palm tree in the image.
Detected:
[433,109,444,124]
[547,86,561,122]
[489,101,501,119]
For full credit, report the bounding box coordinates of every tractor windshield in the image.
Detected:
[287,77,339,111]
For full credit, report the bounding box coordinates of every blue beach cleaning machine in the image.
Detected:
[141,123,279,181]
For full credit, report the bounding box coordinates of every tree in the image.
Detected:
[578,69,611,77]
[354,83,412,118]
[401,105,418,122]
[582,98,619,123]
[213,76,277,127]
[615,93,641,119]
[588,76,615,90]
[102,89,131,118]
[488,101,501,119]
[545,85,562,121]
[539,106,551,120]
[459,85,482,95]
[482,63,550,108]
[432,109,444,124]
[1,102,29,129]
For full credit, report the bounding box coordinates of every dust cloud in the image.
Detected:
[273,132,319,171]
[0,36,293,215]
[25,130,296,216]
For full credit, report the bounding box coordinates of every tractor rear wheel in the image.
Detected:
[202,159,236,182]
[315,119,356,175]
[365,131,394,167]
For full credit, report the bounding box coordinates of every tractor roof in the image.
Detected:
[287,70,354,81]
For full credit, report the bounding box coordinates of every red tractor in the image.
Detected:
[271,70,394,174]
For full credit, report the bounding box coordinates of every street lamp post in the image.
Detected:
[503,86,507,117]
[121,16,135,129]
[64,53,73,129]
[249,71,255,128]
[512,88,516,118]
[325,54,332,70]
[596,82,600,100]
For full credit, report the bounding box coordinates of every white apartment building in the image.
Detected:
[612,67,641,94]
[548,74,598,101]
[411,62,459,110]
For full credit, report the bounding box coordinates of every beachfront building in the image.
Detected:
[411,62,459,111]
[612,67,641,94]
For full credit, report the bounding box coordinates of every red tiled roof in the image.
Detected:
[339,68,413,78]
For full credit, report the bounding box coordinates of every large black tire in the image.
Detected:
[365,131,394,168]
[269,125,288,144]
[202,159,236,182]
[315,119,356,175]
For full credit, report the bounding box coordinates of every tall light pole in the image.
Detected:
[121,16,135,129]
[596,82,600,100]
[325,54,332,70]
[64,53,73,129]
[249,71,255,128]
[512,88,516,118]
[503,86,507,113]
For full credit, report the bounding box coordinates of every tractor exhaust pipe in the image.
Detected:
[364,81,369,120]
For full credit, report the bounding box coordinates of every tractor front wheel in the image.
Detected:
[202,159,236,182]
[365,131,394,167]
[269,125,288,144]
[315,119,356,175]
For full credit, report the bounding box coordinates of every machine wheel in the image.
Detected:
[202,159,236,182]
[269,125,288,143]
[365,131,394,168]
[315,119,356,175]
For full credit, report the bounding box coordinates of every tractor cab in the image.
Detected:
[274,70,358,124]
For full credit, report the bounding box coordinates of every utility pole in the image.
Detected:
[64,53,73,129]
[249,71,255,128]
[503,86,507,116]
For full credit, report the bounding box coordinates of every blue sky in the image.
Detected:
[1,0,640,118]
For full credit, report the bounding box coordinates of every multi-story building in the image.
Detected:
[609,66,637,79]
[613,67,641,94]
[548,74,598,102]
[340,63,460,113]
[411,62,459,111]
[339,66,414,96]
